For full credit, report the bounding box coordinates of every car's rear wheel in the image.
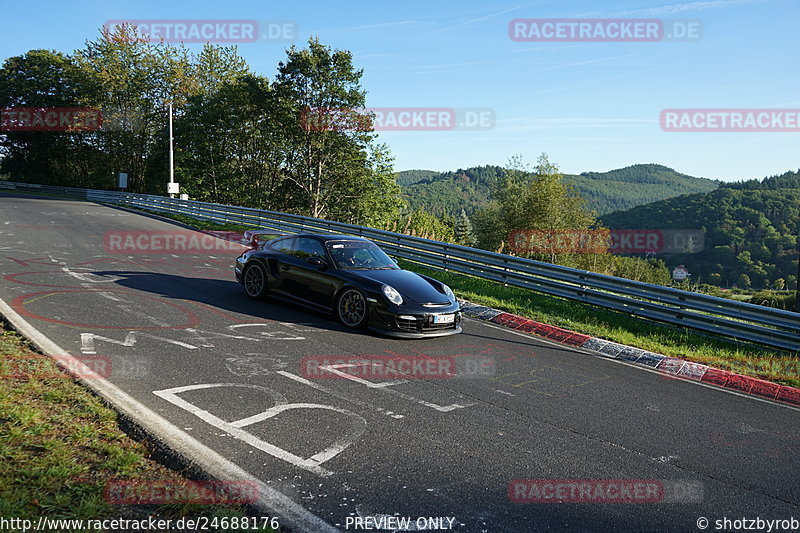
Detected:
[243,262,269,300]
[337,288,368,328]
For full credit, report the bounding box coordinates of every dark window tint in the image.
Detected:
[269,237,296,255]
[292,238,326,259]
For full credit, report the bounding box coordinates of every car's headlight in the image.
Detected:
[443,284,454,300]
[382,285,403,305]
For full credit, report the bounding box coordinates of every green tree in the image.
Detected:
[177,73,285,207]
[74,24,196,192]
[773,278,785,291]
[0,49,99,185]
[274,37,380,220]
[336,142,403,226]
[737,273,751,289]
[453,209,477,247]
[475,153,599,261]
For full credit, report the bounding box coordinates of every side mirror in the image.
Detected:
[307,256,328,268]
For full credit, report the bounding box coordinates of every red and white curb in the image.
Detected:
[459,299,800,408]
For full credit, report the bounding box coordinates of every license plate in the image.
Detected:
[433,314,455,324]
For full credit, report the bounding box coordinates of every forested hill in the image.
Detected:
[568,164,719,214]
[599,174,800,289]
[397,163,719,217]
[718,169,800,190]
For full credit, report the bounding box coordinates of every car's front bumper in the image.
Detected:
[370,324,463,339]
[369,306,463,338]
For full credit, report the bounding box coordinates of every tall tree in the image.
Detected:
[74,24,195,192]
[274,37,392,221]
[475,153,599,260]
[454,209,477,247]
[0,50,99,185]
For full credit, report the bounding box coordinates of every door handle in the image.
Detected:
[279,264,290,271]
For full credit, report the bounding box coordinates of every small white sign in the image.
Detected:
[118,172,128,188]
[167,182,180,194]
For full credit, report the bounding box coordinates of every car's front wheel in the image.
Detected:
[336,288,368,328]
[243,262,269,300]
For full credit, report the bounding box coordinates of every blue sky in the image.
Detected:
[1,0,798,180]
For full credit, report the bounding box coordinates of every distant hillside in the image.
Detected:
[599,174,800,290]
[568,164,719,214]
[396,163,719,217]
[395,165,503,218]
[395,169,441,186]
[718,168,800,190]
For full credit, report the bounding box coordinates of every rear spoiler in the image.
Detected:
[241,229,288,249]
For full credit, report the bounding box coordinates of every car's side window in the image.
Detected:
[292,238,326,259]
[270,237,296,255]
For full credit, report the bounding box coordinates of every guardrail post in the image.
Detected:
[444,244,449,272]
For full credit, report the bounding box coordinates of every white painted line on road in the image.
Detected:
[80,331,197,354]
[277,371,406,419]
[322,364,476,413]
[323,363,408,389]
[0,297,342,532]
[153,383,367,478]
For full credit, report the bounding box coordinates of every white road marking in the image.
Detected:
[277,370,405,419]
[228,323,306,341]
[321,364,476,413]
[322,364,408,389]
[153,383,366,477]
[61,266,121,283]
[80,332,197,354]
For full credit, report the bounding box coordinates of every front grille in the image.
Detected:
[392,312,460,334]
[396,317,418,332]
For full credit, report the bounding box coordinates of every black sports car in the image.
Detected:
[234,233,462,338]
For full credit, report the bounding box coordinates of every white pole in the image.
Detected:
[168,102,175,197]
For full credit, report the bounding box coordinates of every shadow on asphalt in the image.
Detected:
[91,270,388,339]
[91,270,583,351]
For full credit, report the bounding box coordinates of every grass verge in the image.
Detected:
[105,206,800,389]
[0,321,278,531]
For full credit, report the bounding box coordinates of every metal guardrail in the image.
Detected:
[3,180,799,351]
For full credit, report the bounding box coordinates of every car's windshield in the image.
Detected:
[326,240,397,269]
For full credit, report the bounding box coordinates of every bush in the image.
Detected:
[749,290,797,311]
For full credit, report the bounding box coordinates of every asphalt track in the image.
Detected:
[1,194,799,533]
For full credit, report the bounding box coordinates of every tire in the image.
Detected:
[336,288,368,328]
[242,262,269,300]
